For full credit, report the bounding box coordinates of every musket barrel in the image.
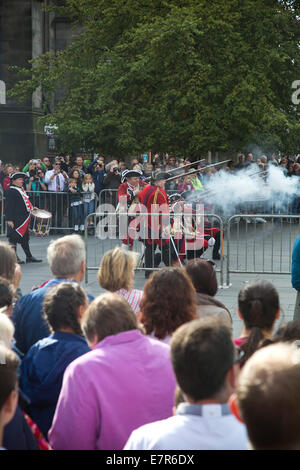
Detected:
[144,158,206,182]
[165,159,231,182]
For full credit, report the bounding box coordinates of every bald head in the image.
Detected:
[237,343,300,450]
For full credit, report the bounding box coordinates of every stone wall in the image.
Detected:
[0,0,72,164]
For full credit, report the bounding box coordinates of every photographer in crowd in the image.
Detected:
[102,160,121,206]
[87,156,106,196]
[45,158,69,233]
[22,159,47,176]
[26,168,47,210]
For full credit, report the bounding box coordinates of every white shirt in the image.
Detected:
[45,170,68,192]
[124,402,249,450]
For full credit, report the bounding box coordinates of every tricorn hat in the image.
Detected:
[121,169,143,182]
[152,171,170,182]
[10,172,27,182]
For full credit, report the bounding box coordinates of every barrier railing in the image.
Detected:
[226,214,300,286]
[83,210,225,285]
[1,190,100,234]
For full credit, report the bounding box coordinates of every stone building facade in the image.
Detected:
[0,0,71,164]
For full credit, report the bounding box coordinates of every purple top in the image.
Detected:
[48,329,176,450]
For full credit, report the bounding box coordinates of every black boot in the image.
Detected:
[21,237,42,263]
[26,257,42,263]
[212,232,221,260]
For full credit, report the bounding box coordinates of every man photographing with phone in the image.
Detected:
[87,156,106,196]
[45,159,69,233]
[102,160,121,206]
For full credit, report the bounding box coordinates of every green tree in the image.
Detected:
[9,0,300,157]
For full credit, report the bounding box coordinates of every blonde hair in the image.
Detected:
[0,313,15,349]
[97,247,138,292]
[83,173,93,184]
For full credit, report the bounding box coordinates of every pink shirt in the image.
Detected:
[48,330,176,450]
[233,337,247,347]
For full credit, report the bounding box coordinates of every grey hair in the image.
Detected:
[47,234,85,277]
[105,161,117,173]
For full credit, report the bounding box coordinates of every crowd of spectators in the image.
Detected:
[1,233,300,450]
[0,151,300,234]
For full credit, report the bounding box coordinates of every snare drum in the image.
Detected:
[29,209,52,237]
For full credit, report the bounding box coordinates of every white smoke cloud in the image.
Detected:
[203,165,299,215]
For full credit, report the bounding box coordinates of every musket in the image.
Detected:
[165,160,232,182]
[167,158,205,174]
[247,169,269,178]
[144,158,206,182]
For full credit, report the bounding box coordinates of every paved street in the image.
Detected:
[11,219,299,338]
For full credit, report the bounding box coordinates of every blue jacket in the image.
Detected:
[3,389,39,450]
[87,160,105,194]
[292,235,300,291]
[20,332,90,438]
[12,278,94,355]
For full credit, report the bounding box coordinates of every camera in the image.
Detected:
[29,169,39,182]
[113,167,118,172]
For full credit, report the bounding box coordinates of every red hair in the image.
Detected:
[139,267,198,340]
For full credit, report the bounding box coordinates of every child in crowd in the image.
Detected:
[68,177,84,232]
[82,173,96,226]
[20,282,90,438]
[176,175,193,192]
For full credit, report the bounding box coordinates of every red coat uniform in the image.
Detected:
[117,180,147,208]
[138,184,170,246]
[117,180,147,247]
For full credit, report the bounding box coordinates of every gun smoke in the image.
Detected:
[203,165,299,216]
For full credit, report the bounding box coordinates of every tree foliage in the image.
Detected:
[8,0,300,156]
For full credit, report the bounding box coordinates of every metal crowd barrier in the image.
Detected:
[1,190,100,234]
[226,214,300,286]
[83,211,225,285]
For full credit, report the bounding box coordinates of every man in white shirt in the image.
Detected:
[124,317,248,450]
[45,159,69,233]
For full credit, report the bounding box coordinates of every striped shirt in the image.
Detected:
[115,288,143,315]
